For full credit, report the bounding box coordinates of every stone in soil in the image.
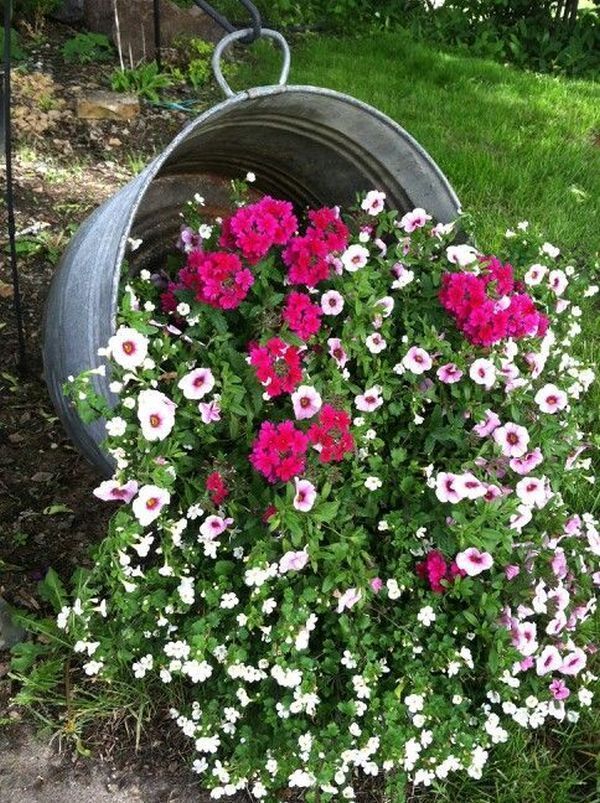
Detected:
[77,91,140,121]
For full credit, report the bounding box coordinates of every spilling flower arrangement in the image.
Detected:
[61,180,598,801]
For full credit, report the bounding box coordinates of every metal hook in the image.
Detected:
[212,28,291,98]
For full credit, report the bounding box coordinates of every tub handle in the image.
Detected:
[212,28,291,98]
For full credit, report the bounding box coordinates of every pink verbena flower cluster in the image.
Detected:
[416,549,464,593]
[282,291,323,340]
[179,251,254,310]
[282,206,349,287]
[219,196,298,264]
[248,337,303,398]
[440,256,549,346]
[249,420,308,483]
[307,404,354,463]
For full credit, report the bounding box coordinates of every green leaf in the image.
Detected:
[38,568,67,613]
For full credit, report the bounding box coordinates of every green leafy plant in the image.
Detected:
[61,32,114,65]
[0,26,26,61]
[110,63,173,102]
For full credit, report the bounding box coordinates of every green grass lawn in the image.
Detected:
[237,31,600,803]
[239,30,600,259]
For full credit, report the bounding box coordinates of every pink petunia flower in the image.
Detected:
[534,383,568,414]
[548,269,568,296]
[365,333,387,354]
[473,409,501,438]
[469,358,496,390]
[524,264,547,286]
[291,385,323,420]
[399,207,432,233]
[177,367,215,400]
[509,448,544,475]
[355,386,383,413]
[279,549,309,573]
[505,564,520,581]
[509,503,533,532]
[549,678,570,700]
[93,479,138,503]
[199,514,233,540]
[535,645,562,676]
[341,244,369,272]
[336,587,362,613]
[108,326,148,370]
[455,547,493,576]
[437,363,463,384]
[327,337,349,369]
[293,478,317,512]
[320,290,344,316]
[137,389,177,441]
[435,472,462,504]
[512,621,538,656]
[132,484,170,527]
[559,648,586,676]
[198,398,221,424]
[370,577,384,593]
[454,472,486,500]
[493,422,530,458]
[361,190,386,216]
[446,244,479,266]
[515,476,550,509]
[402,346,433,375]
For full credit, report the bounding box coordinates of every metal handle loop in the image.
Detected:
[212,28,291,99]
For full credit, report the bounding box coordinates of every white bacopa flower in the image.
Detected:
[177,367,215,400]
[404,693,424,713]
[342,243,370,272]
[108,326,148,370]
[132,654,153,678]
[541,241,560,259]
[105,416,127,437]
[417,605,436,626]
[220,592,239,609]
[137,389,177,441]
[364,476,382,491]
[132,484,170,527]
[178,576,195,605]
[83,660,104,676]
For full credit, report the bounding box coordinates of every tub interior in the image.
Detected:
[127,88,459,275]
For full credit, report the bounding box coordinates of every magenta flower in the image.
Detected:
[549,678,570,701]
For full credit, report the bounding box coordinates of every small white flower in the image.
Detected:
[417,605,436,626]
[364,476,382,491]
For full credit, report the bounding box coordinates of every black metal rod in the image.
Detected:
[192,0,262,44]
[3,0,26,371]
[153,0,162,72]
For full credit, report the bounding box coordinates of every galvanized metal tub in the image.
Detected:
[43,84,461,477]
